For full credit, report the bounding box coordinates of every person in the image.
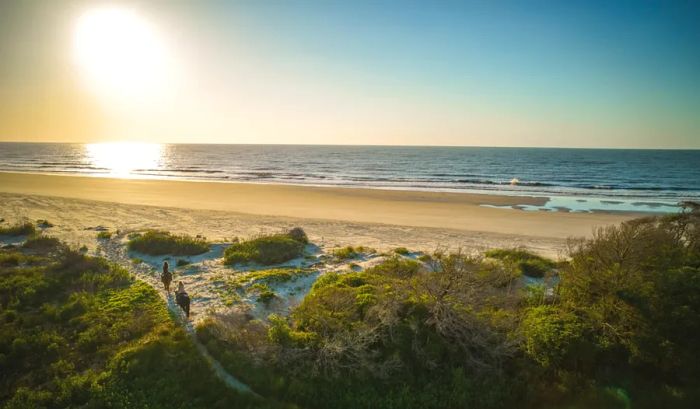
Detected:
[161,260,172,292]
[175,281,190,318]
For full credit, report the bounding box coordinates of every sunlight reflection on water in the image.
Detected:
[85,142,164,177]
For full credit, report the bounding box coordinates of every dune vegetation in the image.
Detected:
[0,222,36,237]
[223,230,307,266]
[0,238,280,409]
[485,248,558,278]
[198,208,700,409]
[127,230,209,256]
[2,209,699,409]
[332,246,375,260]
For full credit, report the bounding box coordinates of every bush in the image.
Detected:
[332,246,358,260]
[287,227,309,244]
[223,234,305,265]
[485,248,555,277]
[176,259,190,267]
[127,230,209,256]
[22,236,62,253]
[521,305,585,367]
[365,255,420,278]
[0,222,36,236]
[417,254,432,262]
[96,231,112,239]
[393,247,410,255]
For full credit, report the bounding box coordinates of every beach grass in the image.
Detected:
[393,246,410,255]
[96,230,113,239]
[485,248,556,278]
[21,235,62,253]
[332,245,375,260]
[0,221,36,236]
[127,230,209,256]
[223,233,306,265]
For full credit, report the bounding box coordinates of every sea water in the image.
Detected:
[1,143,698,213]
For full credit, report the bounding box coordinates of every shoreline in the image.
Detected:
[0,169,691,206]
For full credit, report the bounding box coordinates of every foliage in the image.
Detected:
[286,227,309,244]
[223,233,306,265]
[21,235,62,253]
[0,245,278,408]
[127,230,209,256]
[521,305,585,367]
[393,247,410,255]
[332,246,358,260]
[96,231,113,239]
[333,246,375,260]
[0,222,36,237]
[201,213,700,409]
[250,283,276,304]
[200,252,521,409]
[176,258,190,267]
[417,253,432,262]
[364,255,420,278]
[485,248,556,278]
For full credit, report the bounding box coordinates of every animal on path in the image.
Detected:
[175,281,190,318]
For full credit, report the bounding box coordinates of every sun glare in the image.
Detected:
[73,7,171,100]
[86,142,163,177]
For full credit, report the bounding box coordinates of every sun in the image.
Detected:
[73,7,171,100]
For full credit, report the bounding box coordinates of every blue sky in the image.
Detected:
[0,0,698,147]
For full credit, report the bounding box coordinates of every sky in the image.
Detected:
[0,0,699,148]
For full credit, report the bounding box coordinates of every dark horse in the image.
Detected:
[175,290,190,318]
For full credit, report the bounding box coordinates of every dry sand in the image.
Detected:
[0,172,640,258]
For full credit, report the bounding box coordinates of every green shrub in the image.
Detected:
[393,247,410,255]
[0,253,21,267]
[521,305,585,367]
[485,248,555,277]
[127,230,209,256]
[250,283,275,304]
[268,314,318,347]
[96,231,112,239]
[332,246,358,260]
[365,255,420,278]
[176,258,190,267]
[223,234,305,265]
[22,236,62,253]
[286,227,309,244]
[0,222,36,236]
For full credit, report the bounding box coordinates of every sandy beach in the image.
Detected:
[0,172,641,258]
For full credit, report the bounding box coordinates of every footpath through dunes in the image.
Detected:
[98,233,258,396]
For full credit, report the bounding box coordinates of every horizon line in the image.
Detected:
[1,140,699,151]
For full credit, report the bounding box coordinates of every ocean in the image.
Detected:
[1,142,698,213]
